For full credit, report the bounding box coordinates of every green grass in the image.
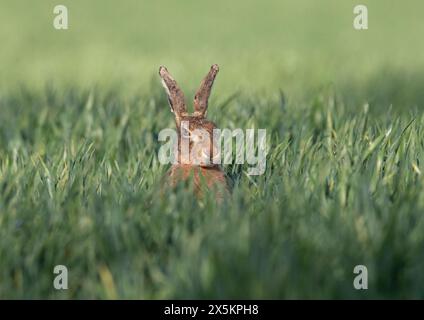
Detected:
[1,0,424,299]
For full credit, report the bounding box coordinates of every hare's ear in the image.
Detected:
[193,64,219,117]
[159,66,187,123]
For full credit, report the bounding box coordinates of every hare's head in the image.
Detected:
[159,65,221,166]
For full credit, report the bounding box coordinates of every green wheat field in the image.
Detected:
[1,0,424,299]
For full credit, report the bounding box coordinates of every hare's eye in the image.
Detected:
[181,127,190,139]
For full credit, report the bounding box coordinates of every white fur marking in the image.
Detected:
[161,78,174,112]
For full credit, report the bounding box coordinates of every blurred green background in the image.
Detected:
[1,0,423,97]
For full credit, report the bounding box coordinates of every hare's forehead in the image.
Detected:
[180,117,216,130]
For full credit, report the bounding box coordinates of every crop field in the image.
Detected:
[1,0,424,299]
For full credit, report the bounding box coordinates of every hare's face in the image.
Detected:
[178,116,220,166]
[159,65,221,166]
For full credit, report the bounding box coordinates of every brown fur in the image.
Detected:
[168,164,229,200]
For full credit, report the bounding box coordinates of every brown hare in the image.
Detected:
[159,64,230,199]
